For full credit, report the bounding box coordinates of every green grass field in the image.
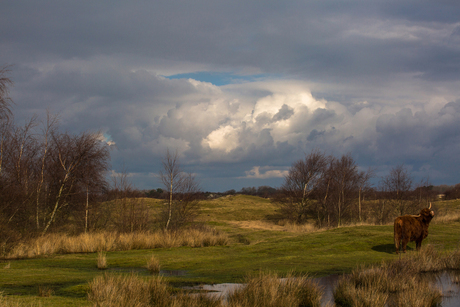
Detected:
[1,195,460,306]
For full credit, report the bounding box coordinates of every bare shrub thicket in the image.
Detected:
[274,150,441,228]
[159,149,202,230]
[0,122,110,238]
[102,168,152,233]
[275,151,375,228]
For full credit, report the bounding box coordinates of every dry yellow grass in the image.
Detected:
[5,228,229,259]
[334,246,449,306]
[0,293,41,307]
[88,273,222,307]
[227,271,323,307]
[227,220,318,233]
[88,271,323,307]
[432,211,460,224]
[97,251,107,270]
[146,255,161,274]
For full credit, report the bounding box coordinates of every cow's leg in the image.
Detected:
[402,236,409,253]
[394,220,402,254]
[395,235,400,254]
[416,239,422,251]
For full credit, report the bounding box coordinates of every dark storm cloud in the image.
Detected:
[2,0,460,190]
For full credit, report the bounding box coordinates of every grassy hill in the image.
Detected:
[1,196,460,306]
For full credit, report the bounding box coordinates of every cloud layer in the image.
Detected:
[2,1,460,190]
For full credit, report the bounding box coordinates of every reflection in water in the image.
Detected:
[314,275,340,306]
[186,271,460,306]
[160,270,187,276]
[430,271,460,307]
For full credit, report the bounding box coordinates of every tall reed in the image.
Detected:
[5,227,228,259]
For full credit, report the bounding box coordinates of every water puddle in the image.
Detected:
[427,271,460,307]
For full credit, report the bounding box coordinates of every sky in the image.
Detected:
[2,0,460,192]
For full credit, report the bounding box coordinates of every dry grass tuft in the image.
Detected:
[227,271,323,307]
[0,292,41,307]
[334,278,389,307]
[88,273,169,307]
[97,251,107,270]
[5,227,228,259]
[395,279,442,307]
[146,255,161,274]
[334,246,449,307]
[88,271,322,307]
[38,285,54,297]
[388,244,460,274]
[88,273,222,307]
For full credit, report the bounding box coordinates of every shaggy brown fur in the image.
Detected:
[394,205,435,254]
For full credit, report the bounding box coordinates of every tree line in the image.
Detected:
[0,67,191,249]
[274,151,444,227]
[0,67,112,248]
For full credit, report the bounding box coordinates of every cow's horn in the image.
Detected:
[429,202,432,209]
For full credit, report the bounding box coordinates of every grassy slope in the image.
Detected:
[1,196,460,306]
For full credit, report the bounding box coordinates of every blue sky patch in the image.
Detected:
[165,72,271,86]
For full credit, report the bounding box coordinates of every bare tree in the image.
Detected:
[414,177,435,207]
[326,154,364,226]
[41,131,110,235]
[0,66,13,175]
[109,165,149,232]
[35,111,59,230]
[275,150,329,224]
[357,167,375,223]
[159,149,201,230]
[381,164,413,216]
[0,66,13,121]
